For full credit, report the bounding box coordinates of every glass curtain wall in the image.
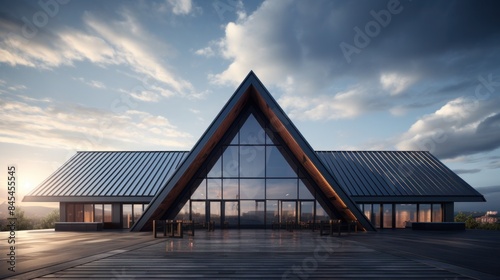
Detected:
[176,110,331,228]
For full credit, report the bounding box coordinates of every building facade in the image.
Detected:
[24,72,485,231]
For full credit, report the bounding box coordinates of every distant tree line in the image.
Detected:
[454,212,500,230]
[1,207,59,231]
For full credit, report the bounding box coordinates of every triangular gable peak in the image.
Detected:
[132,71,375,231]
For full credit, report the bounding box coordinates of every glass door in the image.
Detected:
[224,201,239,228]
[209,201,221,228]
[281,201,297,224]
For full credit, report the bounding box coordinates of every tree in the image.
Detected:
[12,207,34,230]
[454,212,467,223]
[37,209,60,229]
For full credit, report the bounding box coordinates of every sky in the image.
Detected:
[0,0,499,210]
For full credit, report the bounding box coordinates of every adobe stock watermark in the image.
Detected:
[340,0,407,63]
[282,238,342,280]
[21,0,70,39]
[212,0,240,21]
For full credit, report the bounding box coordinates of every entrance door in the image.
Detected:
[209,201,221,228]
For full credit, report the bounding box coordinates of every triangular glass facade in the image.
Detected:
[175,110,331,228]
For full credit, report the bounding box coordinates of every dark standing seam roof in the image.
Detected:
[25,150,485,203]
[316,151,485,202]
[23,151,189,202]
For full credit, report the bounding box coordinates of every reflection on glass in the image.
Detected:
[230,132,239,145]
[66,204,75,222]
[266,146,297,177]
[175,201,190,221]
[191,179,206,199]
[210,201,221,226]
[419,204,431,222]
[104,204,112,223]
[300,201,314,223]
[75,204,84,222]
[84,204,94,223]
[266,179,297,199]
[432,204,442,222]
[282,201,296,223]
[240,179,265,199]
[240,200,265,225]
[363,204,372,221]
[240,145,265,177]
[316,203,330,221]
[266,200,279,225]
[133,204,143,223]
[223,146,239,177]
[299,179,314,199]
[94,204,103,223]
[207,150,222,177]
[225,201,239,227]
[191,201,205,223]
[207,179,222,199]
[383,204,392,228]
[223,178,239,199]
[240,114,265,144]
[372,204,381,228]
[122,204,132,228]
[395,204,416,228]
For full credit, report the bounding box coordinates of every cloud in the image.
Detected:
[0,95,193,151]
[453,169,482,175]
[0,7,197,99]
[75,77,107,89]
[207,0,500,121]
[168,0,193,15]
[396,92,500,159]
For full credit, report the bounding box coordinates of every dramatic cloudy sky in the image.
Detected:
[1,0,499,209]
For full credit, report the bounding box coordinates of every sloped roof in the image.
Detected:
[131,71,375,231]
[317,151,485,202]
[23,151,188,202]
[24,150,485,204]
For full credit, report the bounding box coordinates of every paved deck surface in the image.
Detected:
[1,229,499,279]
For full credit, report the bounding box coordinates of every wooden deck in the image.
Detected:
[17,230,483,279]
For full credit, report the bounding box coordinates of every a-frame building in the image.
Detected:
[24,71,485,231]
[131,71,375,231]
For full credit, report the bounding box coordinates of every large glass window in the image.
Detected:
[94,204,103,223]
[192,179,206,199]
[74,204,84,222]
[266,200,279,225]
[372,204,381,228]
[266,146,297,177]
[207,179,222,199]
[240,146,265,177]
[239,114,265,145]
[224,201,239,227]
[432,204,442,222]
[419,204,431,222]
[395,204,416,228]
[300,201,314,223]
[104,204,112,223]
[267,179,297,199]
[240,200,265,225]
[299,179,314,199]
[223,178,239,199]
[84,204,94,222]
[240,179,265,199]
[123,204,132,228]
[178,111,329,228]
[383,204,392,228]
[191,201,205,224]
[223,146,239,177]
